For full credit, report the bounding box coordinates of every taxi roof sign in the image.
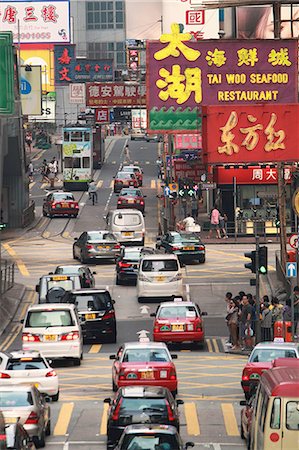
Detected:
[52,275,68,281]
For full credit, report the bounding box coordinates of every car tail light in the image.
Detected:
[114,244,121,249]
[140,201,144,205]
[242,369,249,382]
[52,203,57,209]
[169,369,177,380]
[198,246,205,251]
[170,273,182,282]
[75,204,79,209]
[70,203,75,208]
[22,333,41,342]
[102,310,115,320]
[172,246,180,251]
[119,261,131,268]
[119,372,125,380]
[0,372,11,379]
[25,412,39,425]
[46,370,57,377]
[117,200,122,204]
[195,320,202,331]
[0,434,6,442]
[61,332,79,341]
[166,400,176,421]
[154,324,159,333]
[112,398,123,421]
[86,244,93,250]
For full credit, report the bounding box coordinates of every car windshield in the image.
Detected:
[55,266,82,275]
[69,293,112,311]
[25,310,75,327]
[47,279,74,291]
[52,193,74,201]
[6,358,47,370]
[124,250,142,261]
[120,189,141,197]
[117,173,132,179]
[114,213,141,226]
[173,233,199,243]
[122,348,169,363]
[0,391,33,407]
[250,349,297,363]
[120,398,167,413]
[158,306,198,319]
[142,260,178,272]
[121,433,179,450]
[87,232,116,241]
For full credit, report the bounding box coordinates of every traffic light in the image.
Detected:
[258,246,268,274]
[244,250,256,273]
[127,49,139,71]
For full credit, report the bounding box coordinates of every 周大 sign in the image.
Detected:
[146,24,298,133]
[202,104,299,164]
[0,1,70,44]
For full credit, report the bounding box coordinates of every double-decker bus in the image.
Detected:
[62,125,93,190]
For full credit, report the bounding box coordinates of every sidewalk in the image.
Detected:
[0,283,26,336]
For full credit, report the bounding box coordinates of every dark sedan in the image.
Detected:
[156,232,205,263]
[115,246,155,285]
[117,188,146,213]
[73,231,120,264]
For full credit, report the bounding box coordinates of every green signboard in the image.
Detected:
[0,32,14,115]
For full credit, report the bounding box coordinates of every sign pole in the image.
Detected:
[277,163,287,273]
[255,231,261,344]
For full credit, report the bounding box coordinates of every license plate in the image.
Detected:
[61,203,69,208]
[44,335,57,342]
[4,417,17,424]
[184,246,194,250]
[123,232,133,237]
[155,275,165,282]
[128,199,134,204]
[85,313,96,320]
[98,245,110,250]
[140,371,154,379]
[172,324,184,331]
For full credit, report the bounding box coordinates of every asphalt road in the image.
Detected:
[0,136,280,449]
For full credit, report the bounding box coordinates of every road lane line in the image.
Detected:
[206,339,213,353]
[97,180,103,189]
[109,180,113,188]
[29,182,36,189]
[62,231,69,239]
[221,403,239,436]
[212,338,219,353]
[184,402,200,436]
[100,403,109,435]
[186,284,190,301]
[2,324,22,351]
[37,217,47,230]
[16,259,30,277]
[41,183,48,189]
[89,344,102,353]
[43,231,50,238]
[2,243,16,256]
[150,179,156,189]
[0,324,19,351]
[53,403,74,436]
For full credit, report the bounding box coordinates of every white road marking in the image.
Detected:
[186,283,190,301]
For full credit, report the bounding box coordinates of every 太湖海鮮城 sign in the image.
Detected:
[146,23,298,133]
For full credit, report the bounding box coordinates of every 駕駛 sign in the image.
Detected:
[86,83,146,107]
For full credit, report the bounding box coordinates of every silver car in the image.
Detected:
[0,384,51,448]
[73,230,120,263]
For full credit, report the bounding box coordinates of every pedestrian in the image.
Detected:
[52,157,59,181]
[293,286,299,337]
[226,298,240,350]
[182,215,195,232]
[219,211,228,238]
[181,196,187,218]
[239,295,254,350]
[208,206,221,239]
[282,298,292,322]
[88,180,98,205]
[224,292,233,346]
[25,131,32,152]
[191,196,198,221]
[261,302,272,342]
[248,295,257,338]
[41,159,49,183]
[28,161,34,183]
[270,297,283,322]
[124,144,131,164]
[156,156,162,179]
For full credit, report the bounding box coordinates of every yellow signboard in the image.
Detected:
[20,47,54,92]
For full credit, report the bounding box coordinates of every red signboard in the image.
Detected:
[186,10,205,25]
[86,82,146,107]
[95,108,109,123]
[174,160,206,182]
[216,166,292,185]
[175,134,202,150]
[202,104,299,164]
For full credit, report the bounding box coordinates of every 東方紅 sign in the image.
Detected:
[86,83,146,107]
[202,104,299,164]
[146,24,298,133]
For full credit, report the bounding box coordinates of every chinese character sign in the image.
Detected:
[202,104,299,164]
[146,24,298,132]
[0,1,70,44]
[95,109,109,123]
[86,83,146,107]
[54,45,113,84]
[216,166,292,185]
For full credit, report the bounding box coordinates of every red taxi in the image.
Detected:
[152,301,207,348]
[114,172,139,193]
[42,191,79,218]
[121,165,143,186]
[110,341,178,397]
[241,342,299,398]
[117,188,146,213]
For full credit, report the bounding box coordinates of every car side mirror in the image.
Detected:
[185,443,194,449]
[74,237,78,241]
[109,355,116,360]
[48,272,53,275]
[35,285,39,293]
[47,359,53,365]
[116,194,119,196]
[201,312,208,316]
[240,400,247,406]
[176,399,184,406]
[20,319,24,324]
[112,299,116,304]
[103,398,111,404]
[93,271,97,275]
[171,354,178,359]
[150,313,156,317]
[143,195,147,198]
[43,395,51,403]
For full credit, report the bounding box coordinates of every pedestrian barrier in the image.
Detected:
[0,259,15,294]
[273,320,293,342]
[22,200,35,228]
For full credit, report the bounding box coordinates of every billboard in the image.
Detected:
[86,83,146,107]
[28,94,56,123]
[20,45,55,92]
[69,83,85,104]
[216,166,292,185]
[0,1,70,44]
[20,65,42,115]
[202,104,299,165]
[54,45,113,85]
[146,25,298,132]
[132,109,147,129]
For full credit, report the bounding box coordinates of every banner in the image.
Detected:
[147,24,298,132]
[202,104,299,164]
[216,166,292,185]
[20,45,55,92]
[20,65,42,115]
[86,83,146,107]
[0,1,70,44]
[28,93,56,123]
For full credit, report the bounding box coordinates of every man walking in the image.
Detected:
[88,180,98,205]
[240,295,253,350]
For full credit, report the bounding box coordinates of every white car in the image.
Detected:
[22,303,83,366]
[0,350,59,401]
[137,254,183,302]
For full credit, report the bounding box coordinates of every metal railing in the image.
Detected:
[0,259,15,294]
[22,200,35,228]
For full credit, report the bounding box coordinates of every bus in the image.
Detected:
[62,126,93,191]
[249,360,299,450]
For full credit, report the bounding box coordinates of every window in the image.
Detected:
[83,157,90,168]
[7,358,47,370]
[286,401,299,430]
[87,41,125,65]
[64,131,70,141]
[64,157,81,169]
[114,213,141,226]
[259,393,269,432]
[142,260,179,272]
[71,293,112,311]
[270,398,281,429]
[83,132,90,141]
[26,310,74,327]
[86,1,124,30]
[71,131,83,142]
[0,391,33,407]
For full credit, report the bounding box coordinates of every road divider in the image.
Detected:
[221,403,239,436]
[89,344,102,353]
[54,403,74,436]
[184,402,200,435]
[100,403,109,435]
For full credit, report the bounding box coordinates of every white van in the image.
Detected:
[137,254,183,302]
[105,209,145,245]
[22,303,83,366]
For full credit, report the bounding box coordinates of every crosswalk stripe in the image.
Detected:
[100,403,109,435]
[97,180,103,188]
[212,338,219,353]
[89,344,102,353]
[53,402,74,436]
[29,182,36,189]
[150,179,156,189]
[41,183,48,189]
[184,402,200,435]
[221,403,239,436]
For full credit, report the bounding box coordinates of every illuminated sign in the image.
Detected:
[86,83,146,107]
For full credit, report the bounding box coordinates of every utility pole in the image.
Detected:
[255,232,261,344]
